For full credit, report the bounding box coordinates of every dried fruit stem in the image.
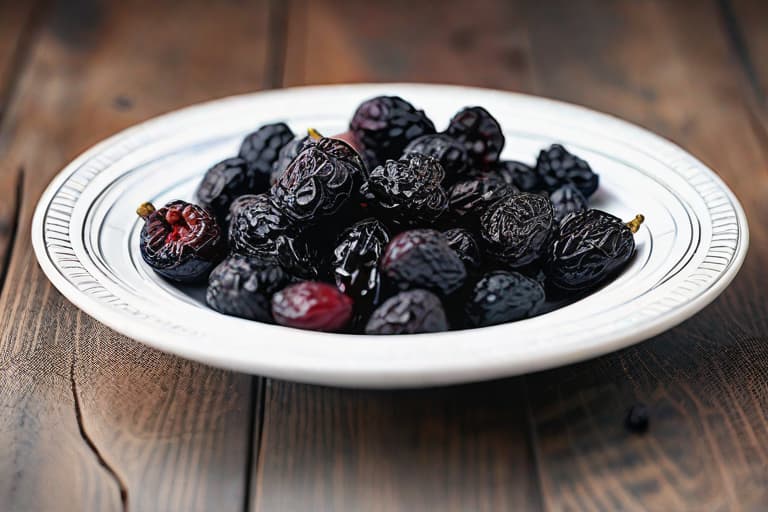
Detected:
[307,128,323,140]
[136,202,156,218]
[626,214,645,233]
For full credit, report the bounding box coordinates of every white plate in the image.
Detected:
[32,84,749,388]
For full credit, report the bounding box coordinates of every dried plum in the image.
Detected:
[380,229,466,296]
[350,96,436,169]
[196,157,252,222]
[465,271,545,327]
[137,200,226,283]
[271,137,366,223]
[270,135,311,185]
[480,192,556,268]
[442,228,482,271]
[550,183,587,222]
[494,160,542,193]
[537,144,599,198]
[332,218,390,310]
[447,174,517,225]
[402,133,469,180]
[445,106,505,168]
[238,122,295,192]
[365,289,448,334]
[206,254,295,322]
[547,210,643,291]
[360,153,448,227]
[271,281,353,332]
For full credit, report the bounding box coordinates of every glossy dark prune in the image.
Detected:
[447,174,517,225]
[550,183,587,222]
[442,228,482,271]
[332,218,390,310]
[402,133,469,180]
[547,209,640,291]
[465,271,545,327]
[195,157,253,223]
[137,200,226,283]
[494,160,543,193]
[480,192,556,268]
[361,153,448,227]
[238,122,295,192]
[271,137,366,223]
[206,254,295,322]
[537,144,599,198]
[350,96,436,169]
[444,106,505,168]
[380,229,466,296]
[365,289,448,334]
[270,135,311,185]
[271,281,353,332]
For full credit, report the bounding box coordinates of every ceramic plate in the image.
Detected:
[32,84,749,387]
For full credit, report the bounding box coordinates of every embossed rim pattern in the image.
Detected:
[32,84,749,387]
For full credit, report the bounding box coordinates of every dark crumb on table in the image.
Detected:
[625,403,650,434]
[112,95,134,111]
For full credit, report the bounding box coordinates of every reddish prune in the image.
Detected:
[206,254,295,322]
[550,183,587,222]
[480,192,556,268]
[271,281,353,332]
[270,135,311,185]
[465,271,545,327]
[402,134,469,181]
[137,200,226,283]
[271,137,366,223]
[536,144,599,198]
[447,174,517,225]
[350,96,436,169]
[365,289,448,334]
[547,210,643,291]
[196,157,253,223]
[360,153,448,227]
[380,229,466,296]
[494,160,543,193]
[239,122,295,192]
[332,218,390,310]
[445,106,505,168]
[442,228,482,271]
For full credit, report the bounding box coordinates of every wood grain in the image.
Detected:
[0,1,274,510]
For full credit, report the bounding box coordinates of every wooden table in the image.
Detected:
[1,0,766,510]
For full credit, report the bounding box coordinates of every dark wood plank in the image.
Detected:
[729,0,768,104]
[520,0,768,509]
[0,1,274,510]
[253,1,542,511]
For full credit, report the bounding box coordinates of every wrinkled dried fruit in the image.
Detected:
[445,106,505,168]
[402,133,469,180]
[196,157,253,222]
[447,174,517,224]
[480,192,555,268]
[537,144,599,198]
[332,218,390,310]
[550,183,588,222]
[206,254,295,322]
[547,210,641,291]
[494,160,542,193]
[271,137,366,223]
[360,153,448,227]
[239,122,295,192]
[137,200,226,283]
[350,95,436,169]
[380,229,466,296]
[442,228,482,271]
[465,271,545,327]
[365,289,448,334]
[271,135,311,185]
[271,281,353,331]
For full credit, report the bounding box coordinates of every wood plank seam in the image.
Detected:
[0,166,23,298]
[521,376,547,511]
[243,378,265,512]
[717,0,766,106]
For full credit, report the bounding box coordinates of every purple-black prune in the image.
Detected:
[447,174,517,225]
[270,135,312,185]
[137,200,226,283]
[465,271,545,327]
[442,228,482,272]
[550,183,587,222]
[480,192,556,268]
[402,133,469,181]
[196,157,252,223]
[238,122,295,192]
[494,160,543,193]
[332,218,390,310]
[365,289,448,334]
[536,144,599,198]
[444,106,505,169]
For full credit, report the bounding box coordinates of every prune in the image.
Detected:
[536,144,599,198]
[137,200,226,283]
[271,281,353,332]
[365,289,448,334]
[445,106,505,168]
[547,210,643,291]
[465,271,545,327]
[227,194,318,279]
[447,174,517,224]
[332,218,390,310]
[442,228,482,271]
[271,137,366,223]
[196,157,252,222]
[494,160,542,192]
[238,122,295,192]
[350,96,436,169]
[270,135,311,185]
[402,133,469,180]
[360,153,448,226]
[380,229,466,296]
[480,192,556,268]
[550,183,587,222]
[206,254,295,322]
